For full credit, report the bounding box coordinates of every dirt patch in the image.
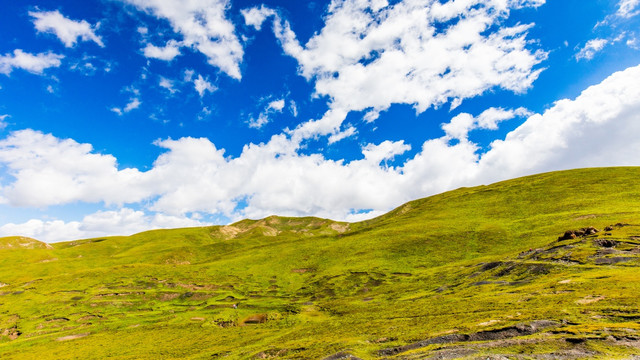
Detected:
[78,315,102,322]
[0,282,8,288]
[330,223,350,233]
[397,204,412,215]
[242,314,267,325]
[177,283,217,291]
[191,317,205,321]
[55,333,89,341]
[478,320,502,327]
[574,214,597,221]
[260,226,279,236]
[378,320,559,356]
[219,225,242,239]
[157,292,180,301]
[292,268,315,273]
[576,295,605,305]
[1,326,21,340]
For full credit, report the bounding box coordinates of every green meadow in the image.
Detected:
[2,167,640,359]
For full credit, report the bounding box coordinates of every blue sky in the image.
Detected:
[1,0,640,241]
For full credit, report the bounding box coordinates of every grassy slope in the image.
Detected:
[1,167,640,359]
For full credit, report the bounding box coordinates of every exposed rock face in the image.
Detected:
[378,320,559,356]
[558,227,599,240]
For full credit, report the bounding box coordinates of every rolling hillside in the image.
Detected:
[2,167,640,359]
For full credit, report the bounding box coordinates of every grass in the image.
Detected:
[1,167,640,359]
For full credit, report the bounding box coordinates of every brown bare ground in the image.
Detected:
[55,333,89,341]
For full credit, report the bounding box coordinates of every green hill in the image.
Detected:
[2,167,640,359]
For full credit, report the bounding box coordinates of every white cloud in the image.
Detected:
[0,114,8,130]
[328,126,357,144]
[362,140,411,165]
[0,49,63,75]
[159,77,177,94]
[112,98,142,115]
[289,100,298,117]
[30,10,104,48]
[241,5,277,31]
[193,75,216,97]
[249,98,285,129]
[125,98,141,112]
[617,0,640,18]
[2,64,640,241]
[142,40,181,61]
[122,0,244,79]
[0,130,149,207]
[247,0,547,142]
[575,38,609,61]
[443,107,531,140]
[183,69,195,82]
[268,99,285,112]
[0,208,205,242]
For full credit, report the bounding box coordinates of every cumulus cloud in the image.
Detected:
[246,0,547,142]
[122,0,244,79]
[575,38,609,61]
[443,107,531,140]
[2,63,640,241]
[0,130,149,207]
[0,208,204,242]
[241,5,277,31]
[0,49,63,75]
[362,140,411,165]
[30,10,104,48]
[142,40,181,61]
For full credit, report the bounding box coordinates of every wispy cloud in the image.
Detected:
[575,38,609,61]
[159,76,178,94]
[249,98,285,129]
[617,0,640,18]
[0,114,9,130]
[111,98,141,115]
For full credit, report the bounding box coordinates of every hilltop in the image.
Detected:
[1,167,640,359]
[0,236,52,250]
